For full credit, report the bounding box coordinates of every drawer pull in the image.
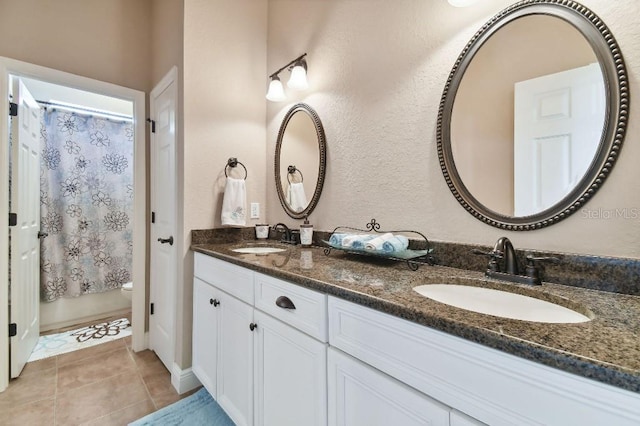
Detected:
[250,322,258,331]
[276,296,296,310]
[209,298,220,307]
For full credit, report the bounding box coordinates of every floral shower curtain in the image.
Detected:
[40,108,134,302]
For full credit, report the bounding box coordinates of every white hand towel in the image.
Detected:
[288,182,308,213]
[365,233,394,252]
[221,177,246,226]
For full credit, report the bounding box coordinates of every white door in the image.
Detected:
[9,78,41,377]
[217,292,254,426]
[327,348,450,426]
[149,68,178,371]
[254,310,327,426]
[514,63,605,216]
[192,278,220,398]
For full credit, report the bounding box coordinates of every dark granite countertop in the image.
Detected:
[191,241,640,394]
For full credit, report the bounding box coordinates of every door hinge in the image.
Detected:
[9,323,17,337]
[147,118,156,133]
[9,102,17,117]
[150,303,154,315]
[8,213,17,227]
[151,211,155,224]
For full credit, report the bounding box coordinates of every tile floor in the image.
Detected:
[0,335,199,425]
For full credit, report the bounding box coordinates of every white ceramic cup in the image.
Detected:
[255,224,270,239]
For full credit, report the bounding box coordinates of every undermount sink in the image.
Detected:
[413,284,591,324]
[231,246,287,255]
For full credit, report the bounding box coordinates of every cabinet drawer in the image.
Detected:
[194,253,254,304]
[254,272,327,342]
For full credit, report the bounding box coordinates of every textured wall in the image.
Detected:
[0,0,151,92]
[182,0,268,367]
[266,0,640,259]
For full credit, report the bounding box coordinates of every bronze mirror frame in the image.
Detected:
[437,0,628,230]
[275,103,327,219]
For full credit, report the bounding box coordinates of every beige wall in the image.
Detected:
[181,0,267,367]
[0,0,151,92]
[266,0,640,260]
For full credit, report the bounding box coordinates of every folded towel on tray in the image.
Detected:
[382,235,409,253]
[341,234,375,249]
[364,233,394,251]
[329,233,348,246]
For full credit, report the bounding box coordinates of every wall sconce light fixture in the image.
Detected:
[266,53,308,102]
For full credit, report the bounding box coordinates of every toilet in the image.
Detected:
[121,282,133,301]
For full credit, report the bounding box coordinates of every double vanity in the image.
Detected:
[191,238,640,426]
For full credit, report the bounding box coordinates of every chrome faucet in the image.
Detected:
[272,223,298,245]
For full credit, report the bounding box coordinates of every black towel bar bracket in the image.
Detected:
[225,157,248,180]
[287,165,304,184]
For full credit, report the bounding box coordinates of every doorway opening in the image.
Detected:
[0,57,147,391]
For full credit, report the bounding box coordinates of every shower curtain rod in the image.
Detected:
[37,100,133,122]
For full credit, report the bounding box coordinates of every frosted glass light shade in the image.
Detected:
[448,0,480,6]
[287,64,308,90]
[266,77,286,102]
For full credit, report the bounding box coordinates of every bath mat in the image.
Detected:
[129,387,235,426]
[27,318,131,362]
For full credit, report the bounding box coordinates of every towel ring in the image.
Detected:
[225,157,248,180]
[287,165,304,184]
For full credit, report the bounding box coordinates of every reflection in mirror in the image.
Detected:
[275,103,326,219]
[451,15,603,217]
[437,1,628,230]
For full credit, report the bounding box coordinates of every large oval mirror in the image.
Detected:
[275,103,326,219]
[437,1,628,230]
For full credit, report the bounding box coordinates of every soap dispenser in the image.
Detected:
[300,215,313,246]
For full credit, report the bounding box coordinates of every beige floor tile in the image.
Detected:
[0,367,56,407]
[151,390,183,410]
[142,371,174,399]
[57,347,137,392]
[0,397,55,426]
[81,398,156,426]
[20,356,57,377]
[128,349,169,381]
[57,338,127,368]
[56,371,148,425]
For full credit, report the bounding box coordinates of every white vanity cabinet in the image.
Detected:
[194,253,640,426]
[328,347,450,426]
[328,296,640,426]
[193,255,255,426]
[192,277,221,397]
[193,253,328,426]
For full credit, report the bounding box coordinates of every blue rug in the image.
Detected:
[129,388,235,425]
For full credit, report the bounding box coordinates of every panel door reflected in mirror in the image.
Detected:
[450,14,604,217]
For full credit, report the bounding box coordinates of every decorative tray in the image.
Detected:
[322,219,434,270]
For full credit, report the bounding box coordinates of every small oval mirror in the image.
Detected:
[275,103,326,219]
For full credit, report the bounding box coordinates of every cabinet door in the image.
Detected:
[192,278,220,398]
[328,348,449,426]
[254,310,327,426]
[217,292,255,426]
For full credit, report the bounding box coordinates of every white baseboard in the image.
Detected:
[171,362,202,395]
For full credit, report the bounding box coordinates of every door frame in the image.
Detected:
[0,57,147,392]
